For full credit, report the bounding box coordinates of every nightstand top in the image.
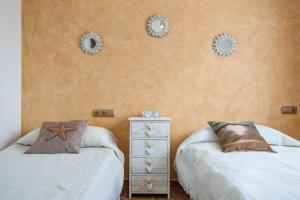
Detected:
[128,117,171,121]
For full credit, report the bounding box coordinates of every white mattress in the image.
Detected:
[175,142,300,200]
[0,144,124,200]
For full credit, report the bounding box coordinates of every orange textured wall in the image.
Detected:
[22,0,300,179]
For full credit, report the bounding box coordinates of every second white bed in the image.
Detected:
[175,125,300,200]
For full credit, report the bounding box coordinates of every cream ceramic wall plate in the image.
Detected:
[212,33,236,56]
[146,15,169,38]
[80,32,103,55]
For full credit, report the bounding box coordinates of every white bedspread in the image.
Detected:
[175,142,300,200]
[0,144,124,200]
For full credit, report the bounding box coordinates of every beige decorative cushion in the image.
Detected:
[207,121,275,153]
[25,120,88,154]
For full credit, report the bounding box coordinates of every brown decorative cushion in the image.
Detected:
[207,121,275,153]
[25,120,88,154]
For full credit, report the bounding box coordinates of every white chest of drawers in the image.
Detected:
[129,117,171,199]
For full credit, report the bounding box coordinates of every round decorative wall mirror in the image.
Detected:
[80,32,103,55]
[212,33,236,56]
[146,15,169,38]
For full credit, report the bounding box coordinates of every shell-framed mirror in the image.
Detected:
[146,15,170,38]
[212,33,236,56]
[80,32,103,55]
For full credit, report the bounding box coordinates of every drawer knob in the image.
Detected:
[144,124,154,137]
[144,177,153,183]
[144,177,153,191]
[145,141,153,155]
[145,148,152,155]
[144,158,152,165]
[146,165,153,173]
[144,141,152,148]
[146,183,153,191]
[145,158,153,173]
[146,130,154,137]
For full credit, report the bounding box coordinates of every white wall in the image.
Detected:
[0,0,21,150]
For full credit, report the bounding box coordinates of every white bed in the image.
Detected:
[0,126,124,200]
[175,125,300,200]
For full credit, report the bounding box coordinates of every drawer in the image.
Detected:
[131,175,168,193]
[131,122,169,138]
[131,157,168,174]
[131,139,168,157]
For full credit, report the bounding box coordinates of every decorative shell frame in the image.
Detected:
[80,32,103,55]
[212,33,236,56]
[146,15,170,38]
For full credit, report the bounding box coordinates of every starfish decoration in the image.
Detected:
[45,122,77,141]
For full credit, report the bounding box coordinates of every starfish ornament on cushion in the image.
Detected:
[46,122,77,141]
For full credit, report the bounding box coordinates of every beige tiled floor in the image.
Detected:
[121,181,190,200]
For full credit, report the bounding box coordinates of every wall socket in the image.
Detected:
[281,106,297,114]
[92,109,114,117]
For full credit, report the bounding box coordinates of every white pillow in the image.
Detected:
[177,127,217,152]
[17,125,118,147]
[186,127,217,143]
[80,126,118,147]
[256,124,300,147]
[16,128,40,145]
[80,126,124,163]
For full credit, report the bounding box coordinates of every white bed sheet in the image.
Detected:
[175,142,300,200]
[0,144,124,200]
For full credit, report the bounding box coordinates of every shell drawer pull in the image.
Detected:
[146,165,153,173]
[144,141,152,148]
[144,124,154,136]
[145,148,152,155]
[146,183,153,191]
[144,177,153,183]
[144,158,153,165]
[144,177,153,191]
[144,124,152,130]
[145,158,153,173]
[144,141,153,155]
